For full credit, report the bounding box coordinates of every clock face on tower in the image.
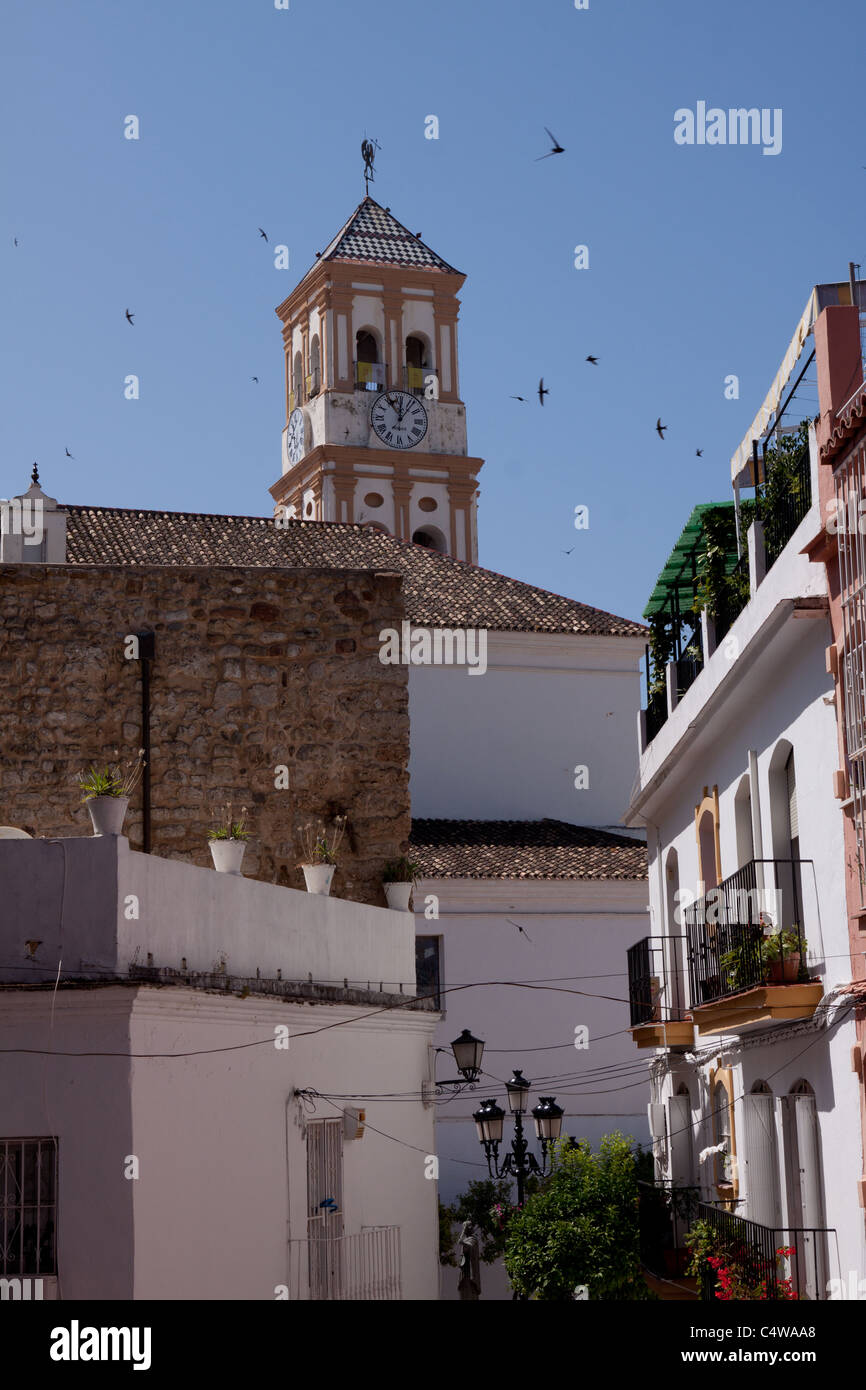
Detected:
[287,408,306,465]
[370,391,428,450]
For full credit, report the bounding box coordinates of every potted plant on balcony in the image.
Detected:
[208,805,250,875]
[761,928,805,983]
[382,856,421,911]
[299,817,346,896]
[78,750,145,836]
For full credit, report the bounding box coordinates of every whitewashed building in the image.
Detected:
[0,835,439,1300]
[625,283,866,1299]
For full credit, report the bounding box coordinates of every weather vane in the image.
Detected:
[361,136,381,195]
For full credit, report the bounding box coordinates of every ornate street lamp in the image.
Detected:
[474,1070,564,1205]
[434,1029,485,1094]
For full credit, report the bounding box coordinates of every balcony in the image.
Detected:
[287,1226,401,1300]
[684,859,823,1036]
[641,430,812,748]
[404,364,436,397]
[627,936,694,1049]
[693,1201,833,1301]
[355,360,386,392]
[638,1182,701,1295]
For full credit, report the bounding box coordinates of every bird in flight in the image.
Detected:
[561,547,574,555]
[65,447,73,458]
[536,127,565,160]
[586,355,598,365]
[656,418,667,439]
[538,378,549,405]
[508,918,534,943]
[258,227,268,242]
[12,237,18,247]
[695,448,703,457]
[251,376,259,383]
[510,394,526,402]
[125,309,134,325]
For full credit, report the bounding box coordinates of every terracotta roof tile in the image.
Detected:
[61,507,646,638]
[409,818,648,880]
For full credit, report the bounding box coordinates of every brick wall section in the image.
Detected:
[0,563,409,905]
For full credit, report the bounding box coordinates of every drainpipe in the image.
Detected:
[748,749,765,900]
[137,631,155,853]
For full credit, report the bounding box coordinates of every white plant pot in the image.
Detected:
[384,881,413,911]
[302,863,335,896]
[209,839,246,875]
[86,795,129,837]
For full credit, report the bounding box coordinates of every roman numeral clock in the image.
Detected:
[370,391,428,450]
[269,196,485,563]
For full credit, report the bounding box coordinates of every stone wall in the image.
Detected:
[0,563,409,905]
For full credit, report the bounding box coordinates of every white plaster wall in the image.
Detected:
[409,631,646,825]
[416,878,651,1210]
[0,992,136,1300]
[0,988,439,1300]
[0,838,418,995]
[128,991,438,1300]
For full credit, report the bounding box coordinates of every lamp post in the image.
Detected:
[474,1071,563,1207]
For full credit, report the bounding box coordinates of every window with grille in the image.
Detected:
[0,1139,57,1276]
[415,936,441,1008]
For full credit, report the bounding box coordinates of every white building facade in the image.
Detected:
[0,836,439,1301]
[627,401,866,1296]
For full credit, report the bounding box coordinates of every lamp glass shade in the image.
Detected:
[505,1069,531,1115]
[532,1096,564,1141]
[451,1029,484,1080]
[473,1098,505,1145]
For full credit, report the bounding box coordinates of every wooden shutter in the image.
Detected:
[742,1091,781,1228]
[667,1095,693,1186]
[786,752,799,841]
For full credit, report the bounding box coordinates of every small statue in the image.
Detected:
[457,1219,481,1300]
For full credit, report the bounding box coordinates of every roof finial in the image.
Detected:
[361,136,381,196]
[31,461,39,486]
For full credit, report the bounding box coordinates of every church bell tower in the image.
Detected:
[269,197,484,563]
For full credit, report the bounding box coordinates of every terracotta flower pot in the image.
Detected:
[86,795,129,837]
[209,839,246,875]
[766,953,800,984]
[384,881,413,911]
[302,864,335,896]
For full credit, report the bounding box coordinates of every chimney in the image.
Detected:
[814,293,864,453]
[0,465,67,564]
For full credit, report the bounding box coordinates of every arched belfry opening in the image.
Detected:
[412,525,447,554]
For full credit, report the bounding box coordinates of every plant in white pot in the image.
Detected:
[208,805,250,875]
[382,856,420,911]
[299,817,346,896]
[78,751,145,837]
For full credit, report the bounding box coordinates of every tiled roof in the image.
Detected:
[320,197,459,272]
[61,507,647,638]
[409,818,648,880]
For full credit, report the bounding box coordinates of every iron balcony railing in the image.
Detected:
[354,360,387,392]
[684,859,811,1007]
[287,1226,401,1300]
[695,1202,832,1301]
[638,1182,702,1280]
[714,551,750,643]
[404,364,437,396]
[762,442,812,570]
[627,936,689,1027]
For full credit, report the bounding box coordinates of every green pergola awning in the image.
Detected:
[643,501,738,619]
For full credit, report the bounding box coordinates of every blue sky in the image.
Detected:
[2,0,863,625]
